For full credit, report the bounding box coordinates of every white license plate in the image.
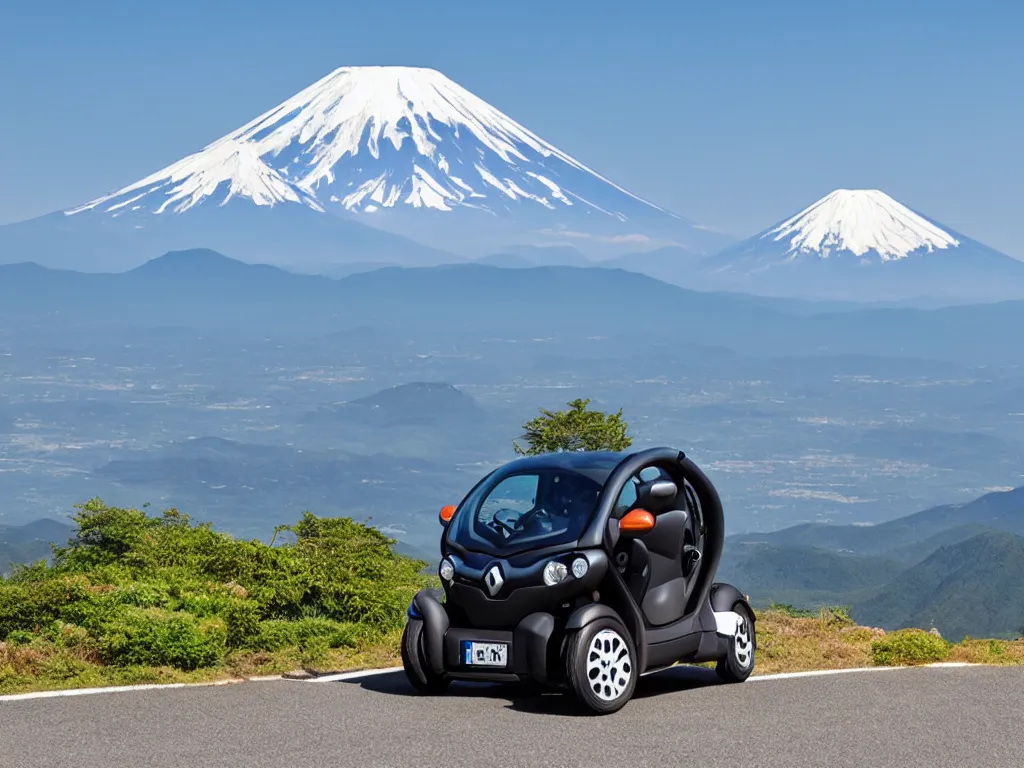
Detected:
[464,641,508,666]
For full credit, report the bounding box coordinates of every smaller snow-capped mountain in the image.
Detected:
[0,66,725,272]
[726,189,960,265]
[770,189,960,261]
[693,189,1024,303]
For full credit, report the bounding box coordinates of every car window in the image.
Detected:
[448,468,603,555]
[615,480,638,511]
[639,466,666,482]
[477,473,538,526]
[614,466,674,515]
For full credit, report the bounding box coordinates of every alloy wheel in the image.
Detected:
[734,616,753,669]
[585,628,633,701]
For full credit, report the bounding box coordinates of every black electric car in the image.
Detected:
[401,447,756,714]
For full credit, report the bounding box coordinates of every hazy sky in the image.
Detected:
[1,0,1021,256]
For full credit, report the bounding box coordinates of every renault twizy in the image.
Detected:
[401,447,756,714]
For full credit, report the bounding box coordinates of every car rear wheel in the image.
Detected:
[401,618,450,694]
[716,602,756,683]
[565,617,637,714]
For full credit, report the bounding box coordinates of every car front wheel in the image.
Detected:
[564,617,638,714]
[400,618,450,694]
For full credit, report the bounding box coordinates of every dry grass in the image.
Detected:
[752,605,1024,673]
[949,637,1024,666]
[751,606,881,674]
[0,641,230,694]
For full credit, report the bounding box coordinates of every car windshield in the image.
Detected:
[447,467,605,555]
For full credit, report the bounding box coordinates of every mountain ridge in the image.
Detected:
[2,249,1023,368]
[721,486,1024,640]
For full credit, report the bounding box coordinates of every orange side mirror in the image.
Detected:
[439,505,456,525]
[619,508,655,534]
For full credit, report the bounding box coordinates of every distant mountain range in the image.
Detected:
[2,249,1022,369]
[0,519,71,575]
[719,485,1024,640]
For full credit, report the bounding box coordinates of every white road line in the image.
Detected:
[0,662,984,702]
[0,677,256,702]
[749,667,907,681]
[309,666,405,682]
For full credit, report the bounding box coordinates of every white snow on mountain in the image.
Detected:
[67,66,672,222]
[763,189,960,261]
[70,141,323,216]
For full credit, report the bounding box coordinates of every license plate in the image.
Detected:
[463,641,508,666]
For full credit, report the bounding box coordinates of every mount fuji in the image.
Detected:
[617,189,1024,303]
[0,66,726,272]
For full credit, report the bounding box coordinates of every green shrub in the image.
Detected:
[40,653,91,682]
[0,577,97,638]
[97,608,226,671]
[300,635,330,665]
[222,600,262,650]
[5,629,35,646]
[988,639,1007,656]
[41,621,92,650]
[254,620,299,651]
[110,582,171,610]
[1,499,430,680]
[871,629,951,666]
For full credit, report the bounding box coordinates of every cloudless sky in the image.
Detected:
[1,0,1022,255]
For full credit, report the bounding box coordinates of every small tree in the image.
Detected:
[513,398,633,456]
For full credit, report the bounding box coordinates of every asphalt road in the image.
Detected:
[2,665,1023,768]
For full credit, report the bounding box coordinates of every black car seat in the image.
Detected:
[628,477,701,627]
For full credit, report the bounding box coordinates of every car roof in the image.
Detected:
[493,449,633,485]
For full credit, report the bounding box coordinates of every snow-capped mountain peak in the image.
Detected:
[66,65,672,222]
[694,188,1024,303]
[764,188,960,261]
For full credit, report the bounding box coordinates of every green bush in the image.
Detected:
[871,628,951,666]
[0,577,97,638]
[0,499,430,676]
[97,607,227,671]
[222,600,262,650]
[5,629,35,646]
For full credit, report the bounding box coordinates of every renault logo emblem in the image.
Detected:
[484,564,504,596]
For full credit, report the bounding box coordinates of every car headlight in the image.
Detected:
[571,557,589,579]
[543,560,568,586]
[439,557,455,583]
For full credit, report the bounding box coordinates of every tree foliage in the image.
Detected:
[513,398,632,456]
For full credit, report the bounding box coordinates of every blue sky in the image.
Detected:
[1,0,1022,255]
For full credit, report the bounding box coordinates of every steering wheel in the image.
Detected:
[511,504,552,532]
[489,509,520,535]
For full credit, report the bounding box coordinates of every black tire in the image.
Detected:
[716,602,756,683]
[564,616,638,715]
[400,618,450,694]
